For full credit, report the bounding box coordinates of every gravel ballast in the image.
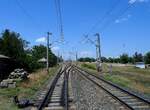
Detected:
[70,70,129,110]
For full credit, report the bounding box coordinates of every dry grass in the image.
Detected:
[0,66,59,110]
[80,62,150,97]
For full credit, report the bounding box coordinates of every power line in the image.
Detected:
[86,0,121,36]
[15,0,43,30]
[99,2,136,33]
[55,0,64,41]
[85,0,138,37]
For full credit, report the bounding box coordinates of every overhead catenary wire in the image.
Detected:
[79,1,137,61]
[55,0,61,33]
[55,0,64,41]
[15,0,44,31]
[86,0,121,36]
[85,0,138,37]
[98,2,137,33]
[80,0,121,46]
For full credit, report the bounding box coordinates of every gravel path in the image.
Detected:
[70,70,129,110]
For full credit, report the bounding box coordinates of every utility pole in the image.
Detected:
[57,51,60,65]
[76,51,78,65]
[47,32,52,74]
[95,33,102,72]
[83,34,102,72]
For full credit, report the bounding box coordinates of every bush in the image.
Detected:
[144,52,150,64]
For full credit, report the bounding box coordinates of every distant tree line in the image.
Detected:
[0,29,58,72]
[78,52,150,64]
[103,52,150,64]
[78,57,96,62]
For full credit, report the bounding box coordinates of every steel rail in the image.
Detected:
[74,67,134,110]
[37,64,71,110]
[74,65,150,105]
[64,65,72,110]
[37,66,64,110]
[64,71,68,110]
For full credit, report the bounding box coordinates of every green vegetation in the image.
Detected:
[32,45,57,67]
[0,29,58,72]
[80,62,150,97]
[144,52,150,64]
[0,66,59,110]
[78,51,150,65]
[120,53,129,64]
[103,74,131,88]
[78,57,96,62]
[81,63,96,70]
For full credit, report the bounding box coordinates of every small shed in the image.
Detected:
[135,62,145,69]
[38,58,47,63]
[38,58,47,67]
[0,54,15,81]
[0,54,9,59]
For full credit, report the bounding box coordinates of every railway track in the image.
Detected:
[35,65,75,110]
[73,66,150,110]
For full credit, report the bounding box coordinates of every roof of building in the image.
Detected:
[0,54,10,59]
[38,58,47,63]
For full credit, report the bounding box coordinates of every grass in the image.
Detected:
[0,66,59,110]
[80,62,150,97]
[81,63,96,70]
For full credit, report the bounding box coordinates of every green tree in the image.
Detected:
[0,29,58,72]
[128,57,134,64]
[133,52,143,63]
[101,57,108,62]
[113,58,120,63]
[0,29,28,60]
[120,53,129,64]
[144,52,150,64]
[78,57,96,62]
[32,45,57,66]
[0,29,38,71]
[108,57,114,63]
[32,45,47,60]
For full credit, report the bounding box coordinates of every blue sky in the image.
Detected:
[0,0,150,59]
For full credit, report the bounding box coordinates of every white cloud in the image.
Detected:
[129,0,149,4]
[115,14,131,23]
[35,37,46,43]
[51,46,60,51]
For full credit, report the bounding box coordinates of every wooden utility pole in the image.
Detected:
[47,32,52,74]
[95,33,102,72]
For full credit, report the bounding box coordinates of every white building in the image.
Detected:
[135,62,145,69]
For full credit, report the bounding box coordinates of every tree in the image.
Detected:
[32,45,47,60]
[0,29,28,60]
[0,29,57,72]
[32,45,57,66]
[133,52,143,63]
[128,57,134,64]
[113,58,120,63]
[101,57,108,62]
[78,57,96,62]
[0,29,29,68]
[144,52,150,64]
[120,53,129,64]
[108,57,114,63]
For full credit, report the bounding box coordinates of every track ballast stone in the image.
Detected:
[70,70,129,110]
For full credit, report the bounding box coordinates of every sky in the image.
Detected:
[0,0,150,60]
